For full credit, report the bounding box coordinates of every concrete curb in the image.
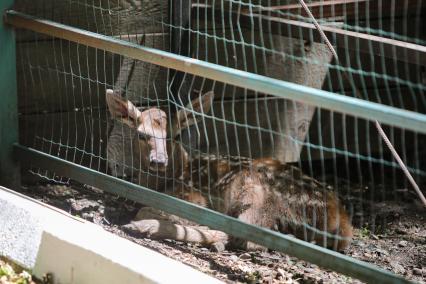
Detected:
[0,186,223,284]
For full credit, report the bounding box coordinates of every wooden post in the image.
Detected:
[169,0,192,108]
[0,1,20,189]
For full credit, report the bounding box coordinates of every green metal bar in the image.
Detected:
[14,144,413,284]
[5,10,426,135]
[0,4,20,189]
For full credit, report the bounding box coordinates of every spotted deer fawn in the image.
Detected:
[106,90,353,251]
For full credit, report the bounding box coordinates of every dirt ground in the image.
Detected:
[18,180,426,284]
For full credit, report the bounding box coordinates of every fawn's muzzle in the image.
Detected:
[149,153,168,170]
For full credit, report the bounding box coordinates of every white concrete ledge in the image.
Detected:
[0,186,222,284]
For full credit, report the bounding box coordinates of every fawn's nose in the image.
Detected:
[149,153,168,170]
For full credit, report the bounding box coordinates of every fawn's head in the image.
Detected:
[106,89,214,173]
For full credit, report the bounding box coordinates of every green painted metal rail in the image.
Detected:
[5,10,426,135]
[14,144,413,284]
[0,3,20,189]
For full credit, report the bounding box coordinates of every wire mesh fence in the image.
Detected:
[8,0,426,280]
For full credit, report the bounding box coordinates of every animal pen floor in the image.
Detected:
[17,176,426,284]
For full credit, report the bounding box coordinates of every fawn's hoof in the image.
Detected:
[121,222,141,237]
[210,241,226,252]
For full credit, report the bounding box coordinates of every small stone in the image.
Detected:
[98,206,105,214]
[70,198,100,213]
[240,252,252,260]
[229,255,239,262]
[390,262,406,274]
[395,228,407,235]
[413,268,423,276]
[374,248,389,256]
[398,240,408,247]
[277,268,286,277]
[237,264,252,273]
[82,212,94,221]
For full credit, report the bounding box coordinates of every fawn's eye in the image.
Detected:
[138,132,150,140]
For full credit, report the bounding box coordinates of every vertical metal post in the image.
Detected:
[0,2,20,189]
[169,0,192,108]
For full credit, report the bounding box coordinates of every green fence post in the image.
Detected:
[0,1,20,189]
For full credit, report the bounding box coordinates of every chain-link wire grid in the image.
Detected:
[11,0,426,279]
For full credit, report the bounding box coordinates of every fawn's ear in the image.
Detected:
[106,89,141,128]
[173,91,215,137]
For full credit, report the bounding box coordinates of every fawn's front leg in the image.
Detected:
[122,191,229,247]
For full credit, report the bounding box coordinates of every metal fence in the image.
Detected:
[1,0,425,282]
